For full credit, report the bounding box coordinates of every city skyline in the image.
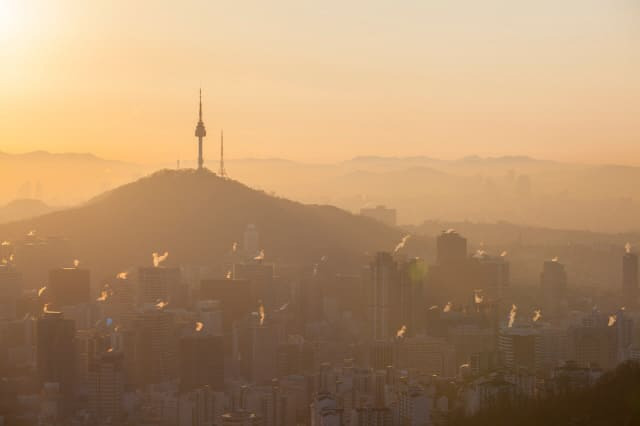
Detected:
[0,3,639,424]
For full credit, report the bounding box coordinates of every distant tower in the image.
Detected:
[194,89,207,170]
[219,129,227,178]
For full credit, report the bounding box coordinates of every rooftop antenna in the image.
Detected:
[219,129,227,178]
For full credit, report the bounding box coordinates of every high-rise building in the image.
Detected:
[436,229,467,266]
[622,250,638,308]
[568,310,620,370]
[395,336,456,377]
[3,315,37,369]
[232,262,275,308]
[612,308,634,364]
[195,300,224,336]
[537,326,570,371]
[180,334,225,391]
[200,279,254,335]
[40,382,64,422]
[175,386,226,426]
[368,340,395,371]
[234,315,278,385]
[368,252,398,341]
[427,230,475,305]
[276,336,314,377]
[239,383,294,426]
[109,274,137,321]
[396,384,432,426]
[88,351,125,422]
[449,325,497,369]
[48,267,91,308]
[397,258,426,336]
[276,343,301,378]
[470,251,510,299]
[36,312,76,416]
[297,270,324,326]
[121,308,177,386]
[250,324,278,385]
[0,264,22,319]
[76,329,112,391]
[498,326,542,372]
[15,291,41,319]
[331,273,362,319]
[137,266,183,306]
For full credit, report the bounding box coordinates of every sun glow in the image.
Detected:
[0,1,21,41]
[0,1,50,48]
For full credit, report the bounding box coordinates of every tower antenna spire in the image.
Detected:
[219,129,227,178]
[194,89,206,170]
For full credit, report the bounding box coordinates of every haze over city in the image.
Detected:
[1,1,640,426]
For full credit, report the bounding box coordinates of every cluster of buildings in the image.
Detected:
[0,226,639,426]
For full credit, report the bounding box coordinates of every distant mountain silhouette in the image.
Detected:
[230,156,640,232]
[0,199,56,224]
[0,150,134,165]
[0,169,408,280]
[5,150,640,232]
[0,150,148,206]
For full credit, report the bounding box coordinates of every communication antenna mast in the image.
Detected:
[219,129,227,178]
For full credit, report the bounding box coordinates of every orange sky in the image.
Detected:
[1,0,638,165]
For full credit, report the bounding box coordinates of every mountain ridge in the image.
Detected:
[0,169,409,281]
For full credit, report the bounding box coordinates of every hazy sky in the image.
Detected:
[1,0,638,165]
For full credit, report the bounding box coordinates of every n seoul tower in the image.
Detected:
[194,89,207,170]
